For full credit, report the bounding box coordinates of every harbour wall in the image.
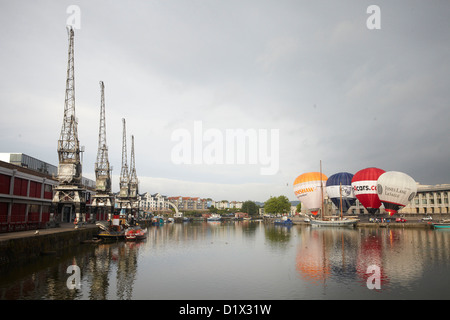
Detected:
[0,225,99,267]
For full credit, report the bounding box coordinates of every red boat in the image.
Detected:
[125,226,147,241]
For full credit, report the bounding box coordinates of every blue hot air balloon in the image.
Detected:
[326,172,356,214]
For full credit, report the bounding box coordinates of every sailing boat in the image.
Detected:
[310,161,359,228]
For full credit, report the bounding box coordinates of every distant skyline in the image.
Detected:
[1,1,449,202]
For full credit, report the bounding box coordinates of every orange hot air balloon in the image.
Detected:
[293,172,328,216]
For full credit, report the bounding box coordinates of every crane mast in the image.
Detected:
[57,26,82,184]
[92,81,114,219]
[119,118,129,198]
[115,118,132,216]
[53,26,86,223]
[95,81,111,192]
[129,135,138,197]
[129,135,140,214]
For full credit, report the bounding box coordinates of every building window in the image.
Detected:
[11,203,26,222]
[0,202,8,223]
[44,184,53,199]
[42,205,50,222]
[29,181,42,198]
[28,204,40,221]
[13,177,28,196]
[0,174,11,194]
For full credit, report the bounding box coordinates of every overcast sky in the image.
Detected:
[0,0,449,202]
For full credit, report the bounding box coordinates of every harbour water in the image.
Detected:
[1,221,450,300]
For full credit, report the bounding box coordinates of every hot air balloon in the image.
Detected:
[377,171,417,216]
[326,172,356,215]
[293,172,328,216]
[351,167,385,214]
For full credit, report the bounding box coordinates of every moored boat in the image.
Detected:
[274,217,293,225]
[152,216,164,226]
[432,220,450,229]
[207,214,222,221]
[310,217,359,227]
[125,226,147,241]
[96,221,126,240]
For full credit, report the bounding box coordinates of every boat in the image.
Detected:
[432,220,450,229]
[310,217,359,227]
[207,214,222,221]
[308,161,358,228]
[96,220,126,240]
[152,216,164,226]
[274,217,293,225]
[125,226,147,241]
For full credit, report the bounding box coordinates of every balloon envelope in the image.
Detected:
[351,167,385,214]
[293,172,328,216]
[326,172,356,214]
[377,171,417,216]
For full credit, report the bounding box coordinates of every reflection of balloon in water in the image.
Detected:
[351,167,385,214]
[296,230,330,283]
[293,172,328,216]
[377,171,417,216]
[326,172,356,214]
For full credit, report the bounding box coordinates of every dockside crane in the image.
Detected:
[116,118,131,214]
[129,135,140,216]
[52,26,87,223]
[92,81,114,220]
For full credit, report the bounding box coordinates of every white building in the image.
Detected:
[140,192,170,212]
[400,184,450,215]
[212,200,243,210]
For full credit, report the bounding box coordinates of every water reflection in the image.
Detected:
[295,227,450,298]
[1,223,450,299]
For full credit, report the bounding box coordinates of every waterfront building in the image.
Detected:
[140,192,171,213]
[167,196,208,212]
[0,153,57,176]
[0,159,57,232]
[399,184,450,215]
[0,154,98,232]
[230,201,243,209]
[234,212,248,219]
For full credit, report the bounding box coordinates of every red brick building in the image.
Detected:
[0,159,57,232]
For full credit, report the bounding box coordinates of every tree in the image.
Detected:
[241,200,258,216]
[209,205,218,214]
[296,202,302,214]
[264,196,291,215]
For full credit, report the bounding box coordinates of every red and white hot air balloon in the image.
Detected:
[351,167,385,214]
[377,171,417,216]
[293,172,328,216]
